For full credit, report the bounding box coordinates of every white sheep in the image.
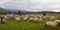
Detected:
[46,15,50,19]
[23,16,29,20]
[33,17,38,22]
[2,15,8,18]
[29,16,39,23]
[45,21,58,27]
[54,20,60,24]
[42,15,50,19]
[38,16,43,22]
[2,18,5,22]
[15,16,20,22]
[29,17,34,21]
[0,17,5,24]
[49,16,56,21]
[43,16,47,19]
[38,18,42,22]
[4,15,8,19]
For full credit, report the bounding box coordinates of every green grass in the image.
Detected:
[0,18,60,30]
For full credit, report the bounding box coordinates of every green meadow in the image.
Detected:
[0,13,60,30]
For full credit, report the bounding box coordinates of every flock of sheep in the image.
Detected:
[0,13,60,27]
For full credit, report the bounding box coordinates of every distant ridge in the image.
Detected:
[0,7,60,14]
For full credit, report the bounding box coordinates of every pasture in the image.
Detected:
[0,13,60,30]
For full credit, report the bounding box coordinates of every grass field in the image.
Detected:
[0,13,60,30]
[0,19,60,30]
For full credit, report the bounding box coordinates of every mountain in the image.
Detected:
[0,7,29,14]
[0,7,60,14]
[40,11,56,13]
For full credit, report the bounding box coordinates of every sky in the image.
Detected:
[0,0,60,12]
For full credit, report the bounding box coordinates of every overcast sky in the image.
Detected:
[0,0,60,12]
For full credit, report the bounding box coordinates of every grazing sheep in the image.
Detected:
[41,14,47,19]
[33,17,39,22]
[46,15,50,19]
[23,16,29,20]
[38,18,42,22]
[38,16,42,22]
[15,16,20,22]
[4,15,8,19]
[49,16,56,21]
[29,17,34,22]
[29,16,39,23]
[42,15,50,19]
[45,21,58,27]
[1,18,5,23]
[54,20,60,24]
[2,15,7,19]
[0,17,5,24]
[42,13,46,16]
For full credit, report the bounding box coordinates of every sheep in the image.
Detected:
[0,17,5,24]
[29,17,34,22]
[37,16,43,22]
[1,18,5,23]
[7,15,15,19]
[54,20,60,24]
[42,15,50,19]
[45,21,58,27]
[15,16,20,22]
[42,13,46,16]
[7,14,14,17]
[33,17,39,22]
[49,16,56,21]
[23,16,29,20]
[29,16,39,23]
[38,17,42,22]
[2,15,8,19]
[2,15,7,18]
[46,15,50,19]
[41,14,47,19]
[43,16,47,19]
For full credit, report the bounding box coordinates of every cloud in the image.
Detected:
[0,0,60,12]
[0,0,9,4]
